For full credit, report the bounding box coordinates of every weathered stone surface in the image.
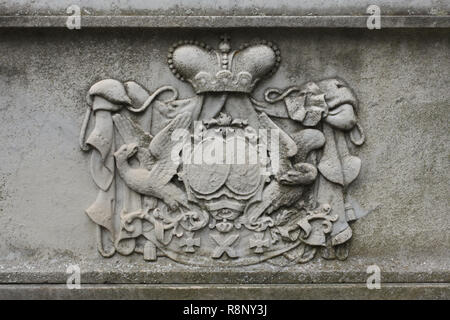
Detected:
[0,1,449,298]
[0,283,449,300]
[0,0,448,17]
[0,1,448,28]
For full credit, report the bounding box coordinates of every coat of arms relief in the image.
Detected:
[79,35,366,266]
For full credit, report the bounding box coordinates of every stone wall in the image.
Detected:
[0,1,448,299]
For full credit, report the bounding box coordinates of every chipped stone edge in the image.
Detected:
[0,15,449,28]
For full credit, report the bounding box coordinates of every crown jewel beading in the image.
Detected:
[167,35,281,93]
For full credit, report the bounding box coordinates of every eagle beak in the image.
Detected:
[127,143,139,158]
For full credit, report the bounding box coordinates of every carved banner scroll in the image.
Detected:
[79,35,366,266]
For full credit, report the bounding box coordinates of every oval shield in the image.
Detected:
[186,137,230,195]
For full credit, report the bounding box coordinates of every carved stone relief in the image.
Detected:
[79,35,366,266]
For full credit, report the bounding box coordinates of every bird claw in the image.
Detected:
[163,199,179,211]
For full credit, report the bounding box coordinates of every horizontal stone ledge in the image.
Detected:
[0,15,449,28]
[0,283,448,299]
[1,269,449,284]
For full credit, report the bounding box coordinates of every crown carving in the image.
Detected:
[167,35,281,94]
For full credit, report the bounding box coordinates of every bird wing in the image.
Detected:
[112,113,153,148]
[149,112,191,160]
[258,112,298,178]
[245,181,304,227]
[112,114,155,170]
[147,112,192,186]
[258,112,298,157]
